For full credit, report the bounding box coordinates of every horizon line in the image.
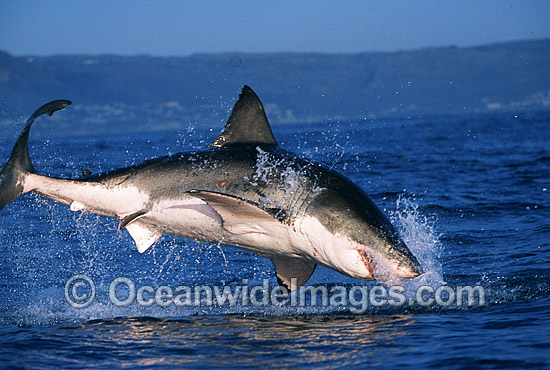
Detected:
[2,38,548,59]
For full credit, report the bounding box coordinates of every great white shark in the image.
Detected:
[0,86,423,290]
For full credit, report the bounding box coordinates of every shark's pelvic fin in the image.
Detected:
[119,210,148,230]
[125,222,161,253]
[210,85,278,148]
[270,256,316,292]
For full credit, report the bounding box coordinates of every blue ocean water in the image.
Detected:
[0,110,549,369]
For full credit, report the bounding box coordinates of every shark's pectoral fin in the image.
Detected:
[125,222,162,253]
[270,256,316,292]
[187,190,311,286]
[187,190,284,232]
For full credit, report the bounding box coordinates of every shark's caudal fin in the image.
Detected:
[0,100,71,211]
[210,85,278,148]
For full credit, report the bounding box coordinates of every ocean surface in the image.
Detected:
[0,110,549,369]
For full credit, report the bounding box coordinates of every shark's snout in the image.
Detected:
[395,257,424,279]
[361,244,423,283]
[387,239,424,279]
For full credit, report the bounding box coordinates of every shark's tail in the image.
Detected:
[0,100,71,211]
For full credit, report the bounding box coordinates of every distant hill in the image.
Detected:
[1,39,549,135]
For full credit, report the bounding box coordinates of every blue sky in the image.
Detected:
[1,0,550,56]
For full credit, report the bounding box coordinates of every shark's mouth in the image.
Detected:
[359,250,402,286]
[360,250,375,277]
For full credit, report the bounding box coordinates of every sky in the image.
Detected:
[1,0,550,57]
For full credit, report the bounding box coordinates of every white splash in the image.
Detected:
[391,196,445,292]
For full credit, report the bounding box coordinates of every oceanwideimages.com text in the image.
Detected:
[65,275,486,313]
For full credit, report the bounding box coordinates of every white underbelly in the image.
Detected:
[144,197,309,257]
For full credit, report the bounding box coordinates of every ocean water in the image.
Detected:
[0,110,549,369]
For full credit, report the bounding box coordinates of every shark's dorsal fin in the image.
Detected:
[211,85,278,148]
